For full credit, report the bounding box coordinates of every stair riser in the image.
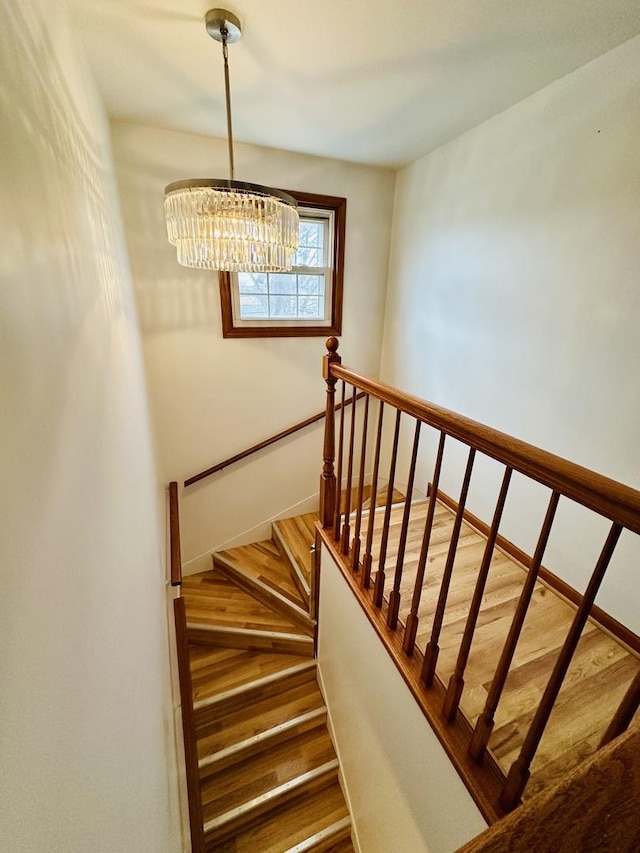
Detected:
[199,710,327,777]
[213,554,314,634]
[272,522,312,609]
[187,625,313,656]
[195,665,318,729]
[203,764,339,845]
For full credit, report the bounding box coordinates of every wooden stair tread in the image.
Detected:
[195,659,318,732]
[189,647,310,702]
[203,759,340,842]
[197,675,325,759]
[201,727,337,821]
[220,539,307,609]
[210,781,350,853]
[183,570,309,636]
[199,707,328,776]
[213,550,314,634]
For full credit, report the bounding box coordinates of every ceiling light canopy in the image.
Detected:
[164,9,299,272]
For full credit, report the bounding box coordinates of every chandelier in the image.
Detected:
[164,9,299,271]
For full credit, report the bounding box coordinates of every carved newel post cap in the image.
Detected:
[326,336,339,354]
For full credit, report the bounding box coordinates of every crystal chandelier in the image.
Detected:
[164,9,299,271]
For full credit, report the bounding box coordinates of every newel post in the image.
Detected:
[320,336,341,527]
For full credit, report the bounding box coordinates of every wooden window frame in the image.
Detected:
[219,190,345,338]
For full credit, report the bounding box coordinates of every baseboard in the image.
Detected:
[315,663,363,853]
[181,473,376,578]
[182,492,321,577]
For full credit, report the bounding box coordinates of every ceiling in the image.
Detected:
[69,0,640,168]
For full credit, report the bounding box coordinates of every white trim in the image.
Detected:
[230,207,335,327]
[315,663,362,853]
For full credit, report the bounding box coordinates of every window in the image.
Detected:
[219,191,345,337]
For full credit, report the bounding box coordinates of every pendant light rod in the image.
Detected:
[206,9,242,180]
[220,28,235,180]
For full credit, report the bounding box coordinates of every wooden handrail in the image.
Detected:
[169,481,182,587]
[330,362,640,534]
[319,338,640,822]
[184,391,365,488]
[455,725,640,853]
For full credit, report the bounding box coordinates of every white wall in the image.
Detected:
[380,35,640,630]
[111,121,395,569]
[318,549,487,853]
[0,2,181,850]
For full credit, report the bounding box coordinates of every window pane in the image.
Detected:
[299,221,323,248]
[270,295,297,317]
[239,294,269,318]
[295,246,321,268]
[298,275,323,295]
[298,296,323,318]
[268,273,297,294]
[238,273,268,294]
[295,218,325,267]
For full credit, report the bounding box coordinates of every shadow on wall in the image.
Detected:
[135,274,220,334]
[115,152,221,334]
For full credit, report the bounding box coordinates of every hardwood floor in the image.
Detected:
[178,487,636,845]
[213,783,351,853]
[353,497,640,800]
[183,572,310,636]
[181,532,354,852]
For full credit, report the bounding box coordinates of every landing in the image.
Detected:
[347,496,640,801]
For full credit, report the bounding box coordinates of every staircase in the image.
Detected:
[180,514,354,853]
[171,338,640,848]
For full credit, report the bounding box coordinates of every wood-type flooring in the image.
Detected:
[181,534,355,852]
[341,496,640,800]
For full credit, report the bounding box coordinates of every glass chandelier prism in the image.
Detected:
[164,9,299,272]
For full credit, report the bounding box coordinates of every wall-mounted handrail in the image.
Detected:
[169,481,182,587]
[329,362,640,534]
[184,391,365,488]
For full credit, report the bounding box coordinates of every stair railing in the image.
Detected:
[455,723,640,853]
[169,481,182,587]
[318,336,640,821]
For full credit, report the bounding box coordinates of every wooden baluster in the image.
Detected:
[362,401,385,589]
[341,386,358,555]
[599,668,640,748]
[387,420,422,629]
[500,522,623,810]
[373,409,402,607]
[319,336,341,528]
[402,432,446,655]
[351,394,370,571]
[470,491,560,761]
[419,447,476,672]
[333,380,347,541]
[443,466,513,722]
